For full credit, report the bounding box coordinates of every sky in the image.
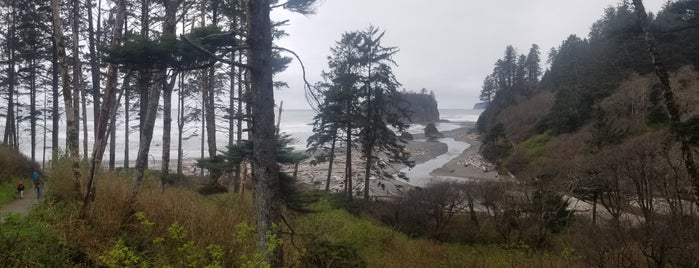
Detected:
[271,0,668,110]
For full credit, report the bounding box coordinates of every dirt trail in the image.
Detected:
[0,186,40,221]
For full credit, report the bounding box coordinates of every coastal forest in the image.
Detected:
[0,0,698,267]
[477,0,699,266]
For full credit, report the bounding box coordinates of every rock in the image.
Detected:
[472,102,488,110]
[424,122,444,139]
[401,131,414,140]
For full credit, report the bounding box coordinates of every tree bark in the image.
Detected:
[346,124,353,200]
[124,76,130,169]
[51,0,82,192]
[247,0,283,265]
[3,8,17,149]
[236,51,245,192]
[325,129,337,191]
[52,29,59,161]
[72,0,86,159]
[177,72,184,175]
[87,0,101,136]
[30,58,37,161]
[126,0,160,213]
[632,0,699,205]
[160,0,179,192]
[80,0,126,219]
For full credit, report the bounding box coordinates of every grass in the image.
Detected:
[295,198,584,268]
[0,181,21,204]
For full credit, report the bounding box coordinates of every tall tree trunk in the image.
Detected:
[346,124,353,200]
[87,0,101,136]
[229,51,237,190]
[248,0,282,265]
[124,77,130,169]
[43,91,48,168]
[30,59,37,161]
[632,0,699,205]
[160,0,178,191]
[161,79,173,190]
[363,48,374,201]
[80,0,126,219]
[3,7,17,149]
[109,100,116,171]
[126,0,159,214]
[81,79,89,158]
[363,148,372,200]
[235,52,245,192]
[177,72,184,175]
[325,129,337,191]
[51,0,82,191]
[72,0,86,159]
[203,68,218,181]
[200,92,205,176]
[52,31,59,161]
[127,82,161,212]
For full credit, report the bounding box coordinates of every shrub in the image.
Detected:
[0,214,76,266]
[0,145,39,184]
[300,240,366,268]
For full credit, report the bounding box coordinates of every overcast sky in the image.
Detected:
[270,0,667,110]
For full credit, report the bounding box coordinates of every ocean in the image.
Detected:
[280,108,482,151]
[11,108,482,167]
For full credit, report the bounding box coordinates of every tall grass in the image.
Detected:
[42,160,260,266]
[5,158,593,267]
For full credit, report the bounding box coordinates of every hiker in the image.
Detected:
[32,171,42,199]
[17,181,25,199]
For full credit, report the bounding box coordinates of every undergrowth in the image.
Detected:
[1,158,589,267]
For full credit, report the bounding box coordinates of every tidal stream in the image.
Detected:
[399,137,471,187]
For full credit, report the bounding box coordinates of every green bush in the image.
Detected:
[0,214,76,266]
[301,240,366,268]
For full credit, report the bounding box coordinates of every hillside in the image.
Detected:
[475,2,699,267]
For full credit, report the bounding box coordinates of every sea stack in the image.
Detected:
[424,122,444,139]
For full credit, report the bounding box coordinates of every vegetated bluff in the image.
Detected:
[400,91,439,124]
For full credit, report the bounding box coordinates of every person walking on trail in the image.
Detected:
[17,181,25,199]
[32,171,42,200]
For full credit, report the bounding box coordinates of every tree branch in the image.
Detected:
[272,46,323,112]
[181,35,252,69]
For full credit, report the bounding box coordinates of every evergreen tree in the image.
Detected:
[356,26,413,200]
[479,74,497,104]
[309,26,412,200]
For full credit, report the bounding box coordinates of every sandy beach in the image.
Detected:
[429,123,499,181]
[288,121,498,197]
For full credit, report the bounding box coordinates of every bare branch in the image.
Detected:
[272,46,323,112]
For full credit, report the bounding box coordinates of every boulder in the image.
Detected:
[424,122,444,139]
[401,131,414,141]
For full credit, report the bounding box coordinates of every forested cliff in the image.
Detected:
[476,2,699,265]
[400,90,440,124]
